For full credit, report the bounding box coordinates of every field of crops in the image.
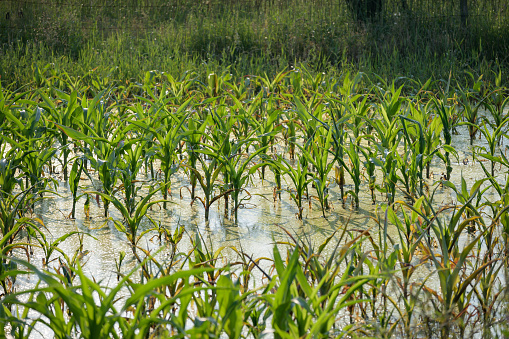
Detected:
[1,65,509,338]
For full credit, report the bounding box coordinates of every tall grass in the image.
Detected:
[1,0,509,86]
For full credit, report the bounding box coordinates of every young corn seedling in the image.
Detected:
[247,96,281,181]
[228,89,263,151]
[471,246,505,337]
[433,98,457,181]
[68,157,87,219]
[422,193,492,338]
[183,113,210,200]
[1,257,209,338]
[343,92,372,143]
[186,149,232,222]
[28,225,82,270]
[221,141,269,221]
[117,138,148,215]
[18,141,58,198]
[456,85,487,145]
[478,162,509,254]
[409,101,443,179]
[327,97,349,201]
[54,121,127,216]
[6,105,57,196]
[300,126,335,215]
[336,138,363,208]
[385,198,430,336]
[264,242,372,338]
[188,231,228,288]
[484,72,509,142]
[130,99,191,208]
[358,145,377,204]
[277,154,313,220]
[42,89,82,181]
[0,189,40,296]
[94,185,167,252]
[487,69,508,121]
[399,115,426,197]
[208,105,238,215]
[280,109,298,160]
[472,117,509,176]
[0,149,23,198]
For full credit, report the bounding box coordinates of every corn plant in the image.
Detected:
[117,139,148,215]
[475,161,509,255]
[7,105,56,195]
[246,95,281,180]
[457,86,486,145]
[471,247,505,337]
[183,112,210,200]
[281,109,298,160]
[473,117,509,176]
[409,101,443,179]
[94,185,166,251]
[262,244,372,338]
[366,208,402,334]
[55,122,127,216]
[0,150,23,198]
[301,126,335,215]
[0,188,41,297]
[399,115,426,197]
[76,87,112,170]
[327,97,349,200]
[277,154,312,220]
[187,273,248,338]
[361,94,402,203]
[228,89,262,151]
[374,80,406,126]
[42,89,82,181]
[208,104,237,214]
[385,198,429,336]
[1,256,214,338]
[343,92,372,143]
[219,137,268,220]
[28,226,82,269]
[484,71,509,139]
[433,98,457,181]
[292,94,324,143]
[358,144,377,204]
[68,157,85,219]
[336,138,363,207]
[131,99,191,208]
[422,193,493,338]
[186,149,232,221]
[19,142,57,198]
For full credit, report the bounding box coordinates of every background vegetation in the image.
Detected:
[0,0,508,86]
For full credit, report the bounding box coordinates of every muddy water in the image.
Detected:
[22,120,505,277]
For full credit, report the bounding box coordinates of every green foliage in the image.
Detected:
[1,68,509,338]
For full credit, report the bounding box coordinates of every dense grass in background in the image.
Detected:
[1,0,509,86]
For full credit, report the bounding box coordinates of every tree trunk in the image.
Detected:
[460,0,468,27]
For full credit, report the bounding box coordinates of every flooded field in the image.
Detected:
[2,70,509,338]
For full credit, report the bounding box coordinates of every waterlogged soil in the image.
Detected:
[11,120,508,337]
